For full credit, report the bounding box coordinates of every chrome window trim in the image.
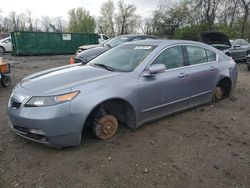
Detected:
[142,43,219,73]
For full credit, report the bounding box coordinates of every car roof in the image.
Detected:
[119,34,157,39]
[122,39,210,47]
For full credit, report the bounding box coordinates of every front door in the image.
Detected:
[138,46,189,123]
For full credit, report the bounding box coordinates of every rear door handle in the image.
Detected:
[178,73,188,78]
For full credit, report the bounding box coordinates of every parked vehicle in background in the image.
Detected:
[74,34,158,64]
[98,34,109,44]
[201,31,231,51]
[227,39,250,61]
[0,37,12,53]
[201,31,250,62]
[8,39,237,148]
[76,38,112,55]
[0,33,10,40]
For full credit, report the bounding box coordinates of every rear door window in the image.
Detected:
[186,46,207,65]
[206,50,216,62]
[152,46,184,69]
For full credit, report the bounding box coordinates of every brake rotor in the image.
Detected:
[93,115,118,140]
[212,86,223,102]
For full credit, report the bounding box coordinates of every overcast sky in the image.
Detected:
[0,0,163,19]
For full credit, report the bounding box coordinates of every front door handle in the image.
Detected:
[178,73,188,78]
[210,66,215,71]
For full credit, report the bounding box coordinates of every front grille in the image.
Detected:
[10,101,22,109]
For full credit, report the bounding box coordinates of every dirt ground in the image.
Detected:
[0,53,250,188]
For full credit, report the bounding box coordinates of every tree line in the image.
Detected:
[0,0,250,40]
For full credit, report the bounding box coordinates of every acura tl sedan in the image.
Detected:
[8,40,238,148]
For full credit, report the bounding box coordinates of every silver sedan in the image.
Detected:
[8,40,238,148]
[227,39,250,61]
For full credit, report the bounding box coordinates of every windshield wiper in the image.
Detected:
[105,43,112,48]
[94,63,115,71]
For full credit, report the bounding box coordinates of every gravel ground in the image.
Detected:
[0,53,250,188]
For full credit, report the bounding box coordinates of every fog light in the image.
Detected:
[29,129,45,135]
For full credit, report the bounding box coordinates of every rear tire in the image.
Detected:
[212,86,224,102]
[248,66,250,71]
[1,75,11,87]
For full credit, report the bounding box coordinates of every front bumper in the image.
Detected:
[8,96,84,148]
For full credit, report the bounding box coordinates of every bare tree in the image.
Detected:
[2,18,12,32]
[152,1,189,38]
[115,0,139,35]
[9,11,20,30]
[141,18,154,34]
[99,0,116,36]
[41,16,52,32]
[217,0,240,27]
[240,0,250,36]
[33,18,40,31]
[26,10,33,31]
[192,0,222,27]
[18,13,27,31]
[53,17,66,32]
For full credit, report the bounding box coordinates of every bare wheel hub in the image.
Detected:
[93,115,118,140]
[212,86,223,102]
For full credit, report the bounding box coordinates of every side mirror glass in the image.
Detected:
[234,44,240,48]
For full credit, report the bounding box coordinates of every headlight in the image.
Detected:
[25,91,80,107]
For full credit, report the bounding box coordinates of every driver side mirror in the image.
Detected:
[143,64,166,77]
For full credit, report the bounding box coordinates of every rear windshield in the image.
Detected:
[104,37,129,48]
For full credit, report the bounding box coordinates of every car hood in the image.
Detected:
[20,64,119,95]
[201,31,231,50]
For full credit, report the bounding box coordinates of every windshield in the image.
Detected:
[104,36,129,48]
[90,45,156,72]
[99,38,112,47]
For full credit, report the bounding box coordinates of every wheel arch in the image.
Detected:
[0,46,5,52]
[82,97,137,132]
[217,76,232,97]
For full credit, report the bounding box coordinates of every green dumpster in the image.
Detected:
[11,31,98,55]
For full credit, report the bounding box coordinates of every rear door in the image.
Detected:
[183,45,219,106]
[138,45,189,122]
